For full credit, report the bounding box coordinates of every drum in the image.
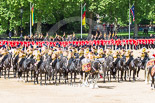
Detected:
[82,63,91,72]
[146,59,155,67]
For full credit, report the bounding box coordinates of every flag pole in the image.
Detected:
[129,0,130,39]
[30,2,32,37]
[81,3,82,39]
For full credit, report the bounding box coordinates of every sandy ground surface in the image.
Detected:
[0,49,154,103]
[0,71,154,103]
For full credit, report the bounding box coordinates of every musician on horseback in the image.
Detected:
[126,50,133,66]
[141,47,149,65]
[68,50,75,67]
[96,47,104,58]
[18,47,26,67]
[34,49,42,67]
[27,45,34,59]
[114,51,121,66]
[0,45,8,64]
[106,48,113,57]
[79,46,84,61]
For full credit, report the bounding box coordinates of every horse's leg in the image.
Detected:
[153,75,155,89]
[8,69,10,79]
[82,72,85,86]
[27,71,29,82]
[133,69,136,81]
[0,69,1,78]
[137,67,140,79]
[129,70,132,81]
[94,74,99,89]
[110,70,112,82]
[64,74,66,84]
[103,70,106,83]
[45,72,47,85]
[59,73,61,84]
[31,70,33,80]
[85,73,89,86]
[74,72,76,84]
[34,71,36,84]
[107,70,109,81]
[24,71,25,80]
[40,73,42,85]
[55,72,57,85]
[71,72,72,85]
[36,72,39,84]
[121,70,124,81]
[118,69,120,82]
[4,68,6,79]
[124,70,126,81]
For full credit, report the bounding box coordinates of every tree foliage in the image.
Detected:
[0,0,154,35]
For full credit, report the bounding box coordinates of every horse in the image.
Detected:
[136,53,150,79]
[105,55,114,81]
[75,58,83,83]
[144,59,155,84]
[44,55,53,84]
[12,54,19,77]
[150,66,155,89]
[54,56,67,85]
[68,58,77,85]
[89,60,103,89]
[81,58,103,88]
[128,57,142,81]
[3,52,12,79]
[21,58,35,82]
[115,57,126,82]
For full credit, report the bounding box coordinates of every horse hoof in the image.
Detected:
[145,81,149,84]
[20,78,23,82]
[149,81,152,84]
[94,84,99,89]
[89,84,94,89]
[151,87,154,90]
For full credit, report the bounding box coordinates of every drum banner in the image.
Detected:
[82,63,91,72]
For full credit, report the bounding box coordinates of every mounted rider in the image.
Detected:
[114,50,121,66]
[18,47,26,67]
[141,47,149,65]
[106,48,113,57]
[34,48,42,67]
[126,50,134,66]
[79,46,84,61]
[68,50,75,67]
[27,44,34,59]
[0,45,9,64]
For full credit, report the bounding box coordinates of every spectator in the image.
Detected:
[9,31,12,40]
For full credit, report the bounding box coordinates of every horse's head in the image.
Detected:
[121,58,126,67]
[92,60,103,73]
[29,59,36,70]
[134,57,142,67]
[75,59,81,70]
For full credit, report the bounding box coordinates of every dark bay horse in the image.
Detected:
[128,57,142,81]
[116,57,126,82]
[3,52,12,79]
